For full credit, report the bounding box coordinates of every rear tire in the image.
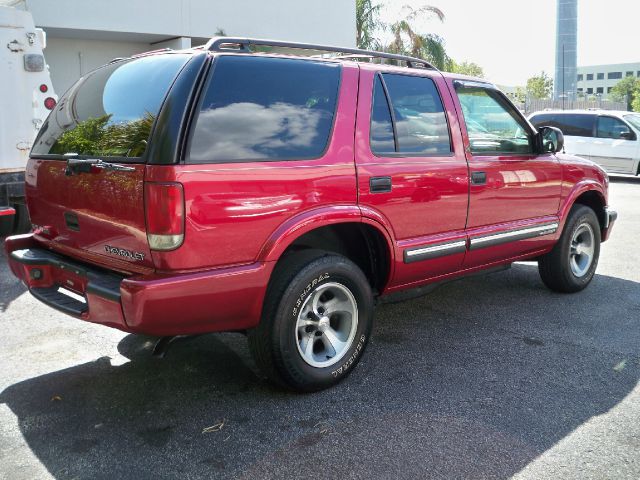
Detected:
[248,250,373,392]
[538,205,601,293]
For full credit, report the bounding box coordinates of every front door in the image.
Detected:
[591,115,640,174]
[355,66,470,288]
[451,80,563,268]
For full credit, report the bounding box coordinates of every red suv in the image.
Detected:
[5,38,617,391]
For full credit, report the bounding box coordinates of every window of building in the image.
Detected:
[587,88,593,94]
[454,85,532,155]
[637,71,640,77]
[596,87,604,94]
[597,73,604,80]
[188,56,340,163]
[577,88,584,93]
[608,72,623,79]
[608,87,613,93]
[627,71,634,77]
[371,74,452,155]
[577,74,583,82]
[586,73,594,81]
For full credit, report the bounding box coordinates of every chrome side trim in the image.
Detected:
[404,240,466,264]
[469,222,558,250]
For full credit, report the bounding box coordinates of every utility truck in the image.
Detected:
[0,5,56,234]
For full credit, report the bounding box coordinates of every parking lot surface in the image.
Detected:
[1,177,639,480]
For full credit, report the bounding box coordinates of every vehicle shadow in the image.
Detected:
[1,263,639,479]
[609,174,640,185]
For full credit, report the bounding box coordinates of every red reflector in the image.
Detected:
[144,182,184,235]
[39,84,48,93]
[44,97,56,110]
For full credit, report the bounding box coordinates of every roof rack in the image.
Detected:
[205,37,437,70]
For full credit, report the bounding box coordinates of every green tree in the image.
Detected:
[356,0,385,50]
[609,76,640,110]
[449,60,484,78]
[526,72,553,99]
[386,6,448,69]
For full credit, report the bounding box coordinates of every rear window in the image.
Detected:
[530,113,594,137]
[187,56,341,163]
[31,53,190,159]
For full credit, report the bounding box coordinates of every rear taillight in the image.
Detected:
[44,97,56,110]
[144,182,185,251]
[39,84,48,93]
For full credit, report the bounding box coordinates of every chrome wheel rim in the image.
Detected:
[569,223,595,277]
[295,282,358,368]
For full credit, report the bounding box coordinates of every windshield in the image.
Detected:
[31,53,191,159]
[623,114,640,132]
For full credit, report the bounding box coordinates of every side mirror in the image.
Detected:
[538,126,564,153]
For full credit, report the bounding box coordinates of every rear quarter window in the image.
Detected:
[187,55,341,163]
[31,53,191,159]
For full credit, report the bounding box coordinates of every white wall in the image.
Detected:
[24,0,356,94]
[24,0,356,46]
[45,37,150,94]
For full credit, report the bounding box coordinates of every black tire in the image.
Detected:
[248,250,373,392]
[538,205,601,293]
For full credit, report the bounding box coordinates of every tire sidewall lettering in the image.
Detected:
[291,272,329,317]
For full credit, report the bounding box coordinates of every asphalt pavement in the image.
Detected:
[1,176,639,480]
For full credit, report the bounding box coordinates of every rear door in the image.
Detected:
[591,115,639,174]
[355,66,469,287]
[452,81,562,268]
[27,53,191,272]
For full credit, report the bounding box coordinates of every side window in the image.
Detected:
[597,116,635,140]
[531,114,594,137]
[555,115,594,137]
[370,76,395,153]
[188,56,340,163]
[370,73,452,155]
[455,85,532,154]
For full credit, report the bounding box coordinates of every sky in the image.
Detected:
[379,0,640,86]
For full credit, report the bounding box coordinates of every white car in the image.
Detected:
[529,109,640,175]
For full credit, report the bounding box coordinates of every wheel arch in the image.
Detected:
[559,182,607,232]
[258,207,395,294]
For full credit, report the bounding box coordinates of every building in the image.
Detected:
[554,0,577,101]
[576,62,640,98]
[5,0,355,94]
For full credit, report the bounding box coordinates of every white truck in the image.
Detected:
[0,5,56,235]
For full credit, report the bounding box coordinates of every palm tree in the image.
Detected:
[387,5,448,69]
[356,0,385,50]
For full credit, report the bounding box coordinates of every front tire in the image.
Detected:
[538,205,601,293]
[249,251,373,392]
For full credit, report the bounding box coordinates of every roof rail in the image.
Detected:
[205,37,437,70]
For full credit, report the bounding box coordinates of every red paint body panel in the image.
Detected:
[5,58,616,337]
[146,64,360,272]
[25,160,153,271]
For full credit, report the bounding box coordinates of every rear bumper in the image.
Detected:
[602,206,618,242]
[5,234,272,336]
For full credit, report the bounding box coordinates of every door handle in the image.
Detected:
[370,176,392,193]
[471,171,486,185]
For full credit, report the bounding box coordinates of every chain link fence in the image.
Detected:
[518,98,627,115]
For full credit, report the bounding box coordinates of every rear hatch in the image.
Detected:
[26,53,192,273]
